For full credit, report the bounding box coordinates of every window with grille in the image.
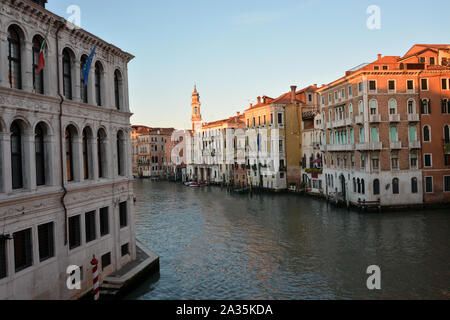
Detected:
[119,202,128,228]
[38,222,54,262]
[14,229,33,272]
[85,211,96,243]
[69,215,81,250]
[100,207,109,237]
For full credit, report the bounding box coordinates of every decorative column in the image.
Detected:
[0,31,9,88]
[90,136,99,180]
[0,132,12,193]
[72,135,83,183]
[22,131,36,191]
[23,40,33,93]
[73,62,81,103]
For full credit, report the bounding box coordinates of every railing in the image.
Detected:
[345,117,354,126]
[356,142,383,151]
[369,114,381,123]
[327,144,355,152]
[355,114,364,125]
[390,141,402,149]
[408,113,420,122]
[389,114,401,122]
[409,141,421,149]
[332,119,346,128]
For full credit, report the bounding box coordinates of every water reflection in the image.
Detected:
[125,180,450,300]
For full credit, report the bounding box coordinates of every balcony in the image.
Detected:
[389,114,401,122]
[326,122,332,130]
[320,144,327,152]
[408,113,420,122]
[356,142,383,151]
[327,144,355,152]
[390,141,402,150]
[345,117,354,126]
[369,114,381,123]
[355,114,364,125]
[409,141,421,149]
[332,119,346,128]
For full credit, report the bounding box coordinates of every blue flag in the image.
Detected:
[81,45,96,85]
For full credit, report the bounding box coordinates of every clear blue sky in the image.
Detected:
[47,0,450,129]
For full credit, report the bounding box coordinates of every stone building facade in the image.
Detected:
[0,0,136,299]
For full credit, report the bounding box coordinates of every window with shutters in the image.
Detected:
[69,215,81,250]
[14,229,33,272]
[391,154,399,170]
[38,222,54,262]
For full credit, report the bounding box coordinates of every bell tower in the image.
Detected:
[191,85,202,131]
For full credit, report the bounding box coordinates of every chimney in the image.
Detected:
[290,85,297,104]
[378,54,382,60]
[237,112,240,116]
[257,96,261,104]
[250,103,253,108]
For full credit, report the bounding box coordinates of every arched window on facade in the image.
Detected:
[114,70,122,110]
[361,179,365,195]
[392,178,400,194]
[389,99,397,115]
[408,99,416,114]
[373,179,380,195]
[62,49,73,100]
[117,130,125,176]
[65,125,77,182]
[411,177,418,194]
[11,121,24,189]
[82,127,93,180]
[97,128,107,178]
[32,35,44,94]
[423,125,431,142]
[80,55,88,103]
[369,99,378,115]
[95,62,103,106]
[8,25,23,89]
[35,122,47,186]
[358,101,364,115]
[357,178,361,194]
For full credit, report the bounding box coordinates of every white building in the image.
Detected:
[0,0,136,299]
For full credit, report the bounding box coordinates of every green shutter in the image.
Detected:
[371,127,379,142]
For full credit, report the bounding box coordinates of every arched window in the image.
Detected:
[97,128,107,178]
[369,99,378,115]
[408,99,416,114]
[65,125,77,182]
[444,125,450,143]
[411,177,418,194]
[35,123,46,186]
[423,126,431,142]
[349,103,353,117]
[80,55,88,103]
[32,35,44,94]
[389,99,397,115]
[361,179,365,195]
[357,178,361,194]
[392,178,400,194]
[358,101,364,115]
[82,128,92,180]
[95,62,103,106]
[373,179,380,195]
[62,49,73,100]
[353,178,356,193]
[420,99,430,114]
[114,70,122,110]
[409,126,417,142]
[117,130,125,176]
[11,121,23,189]
[8,26,23,89]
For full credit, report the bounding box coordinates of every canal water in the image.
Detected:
[125,180,450,300]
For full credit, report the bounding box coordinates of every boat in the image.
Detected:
[233,188,250,194]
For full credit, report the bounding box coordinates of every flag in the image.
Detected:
[37,22,51,74]
[81,45,96,85]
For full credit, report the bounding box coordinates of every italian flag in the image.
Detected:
[37,23,51,74]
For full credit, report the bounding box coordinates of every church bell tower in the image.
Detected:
[191,85,202,131]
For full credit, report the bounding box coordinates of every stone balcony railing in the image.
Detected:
[389,114,401,122]
[390,141,402,149]
[345,117,354,126]
[355,114,364,125]
[332,119,346,128]
[369,114,382,123]
[408,113,420,122]
[409,141,421,149]
[327,144,355,152]
[356,142,383,151]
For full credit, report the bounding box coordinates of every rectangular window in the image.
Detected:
[430,57,435,65]
[101,252,111,270]
[69,215,81,250]
[85,211,96,243]
[383,65,388,70]
[100,207,109,237]
[277,113,283,125]
[388,80,396,91]
[424,154,432,168]
[119,201,128,228]
[0,238,7,279]
[121,243,130,257]
[14,229,33,273]
[341,88,345,99]
[358,82,363,93]
[391,155,399,170]
[407,80,414,91]
[444,176,450,192]
[445,154,450,166]
[421,79,428,91]
[38,222,54,262]
[410,154,418,169]
[425,177,433,193]
[442,79,448,90]
[270,114,273,124]
[348,85,353,97]
[369,80,377,91]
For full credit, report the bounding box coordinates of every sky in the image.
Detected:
[47,0,450,130]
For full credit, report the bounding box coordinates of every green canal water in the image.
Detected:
[125,180,450,300]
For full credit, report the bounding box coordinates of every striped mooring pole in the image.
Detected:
[91,256,100,300]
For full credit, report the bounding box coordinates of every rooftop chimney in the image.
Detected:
[378,54,382,60]
[237,112,240,116]
[250,103,253,108]
[257,96,261,104]
[290,85,297,104]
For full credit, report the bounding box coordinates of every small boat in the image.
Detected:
[234,188,250,194]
